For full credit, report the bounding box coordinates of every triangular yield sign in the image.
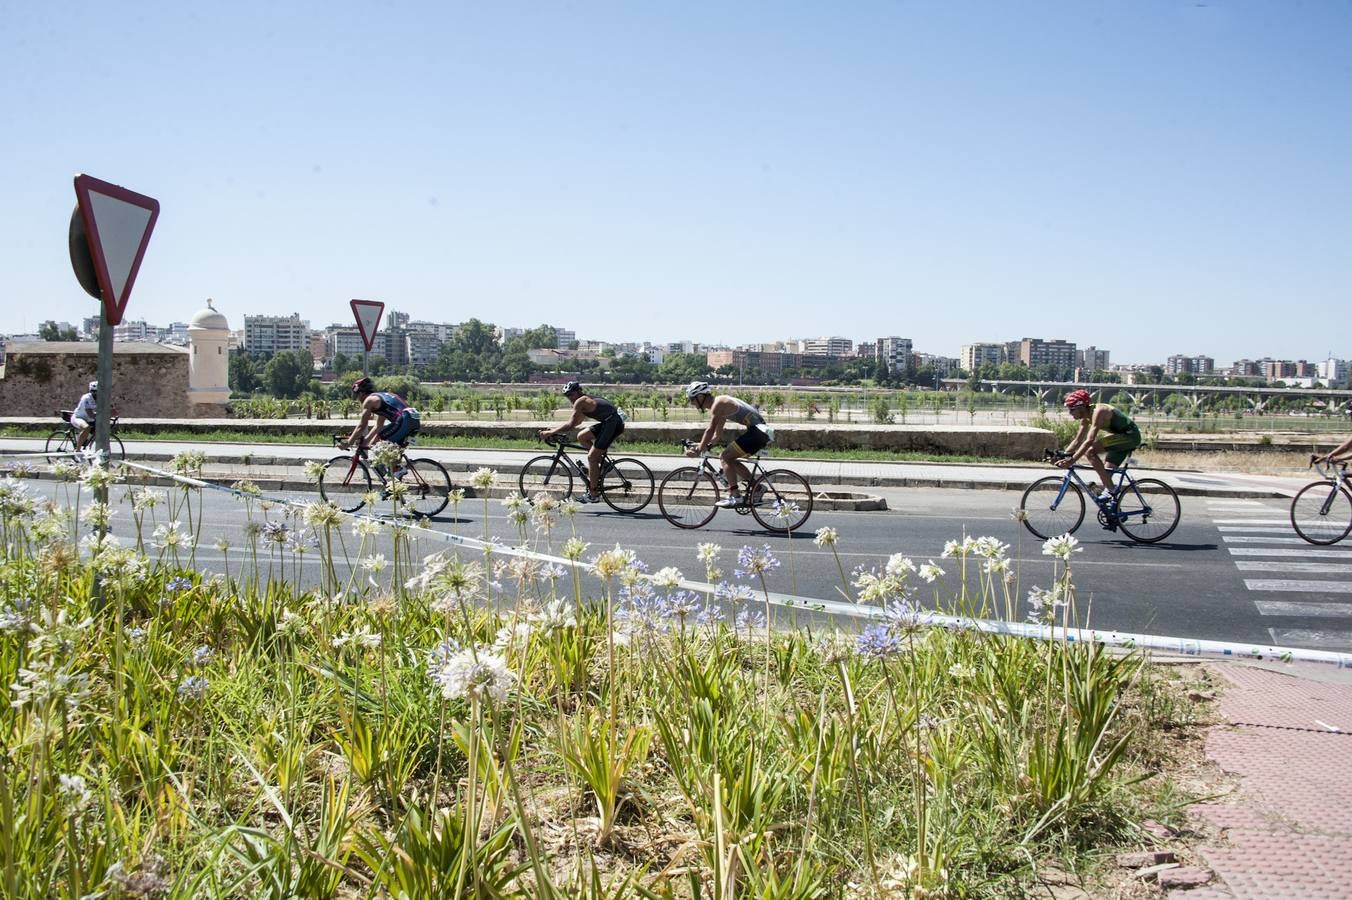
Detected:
[73,174,160,327]
[350,299,385,352]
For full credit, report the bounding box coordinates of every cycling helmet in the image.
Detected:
[88,380,98,393]
[352,376,375,395]
[561,381,583,395]
[685,381,713,400]
[1064,389,1092,409]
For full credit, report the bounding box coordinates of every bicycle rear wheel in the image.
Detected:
[658,466,721,529]
[1290,480,1352,546]
[320,456,373,513]
[1019,476,1086,540]
[519,455,573,504]
[600,457,655,513]
[398,458,453,518]
[750,469,814,531]
[1116,478,1181,543]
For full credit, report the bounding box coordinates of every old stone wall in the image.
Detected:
[0,351,192,419]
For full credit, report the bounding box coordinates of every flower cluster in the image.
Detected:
[735,544,781,579]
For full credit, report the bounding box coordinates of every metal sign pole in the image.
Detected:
[95,310,113,500]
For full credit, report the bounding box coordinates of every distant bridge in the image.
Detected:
[940,379,1352,414]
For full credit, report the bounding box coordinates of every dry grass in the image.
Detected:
[1135,449,1318,478]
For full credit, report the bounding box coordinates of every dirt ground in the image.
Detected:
[1135,448,1325,478]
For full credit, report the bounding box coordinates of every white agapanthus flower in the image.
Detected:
[651,566,683,589]
[1041,534,1081,561]
[918,561,945,583]
[812,527,839,548]
[470,467,498,490]
[432,647,515,703]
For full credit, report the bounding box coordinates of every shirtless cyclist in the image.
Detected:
[683,381,772,508]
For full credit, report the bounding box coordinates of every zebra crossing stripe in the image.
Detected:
[1224,535,1326,545]
[1244,579,1352,593]
[1255,601,1352,617]
[1268,628,1352,651]
[1212,519,1296,526]
[1230,548,1352,558]
[1236,561,1352,574]
[1222,521,1303,529]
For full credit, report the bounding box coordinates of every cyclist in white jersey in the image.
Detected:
[683,381,772,507]
[71,381,99,451]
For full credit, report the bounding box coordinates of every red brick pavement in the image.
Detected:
[1186,664,1352,898]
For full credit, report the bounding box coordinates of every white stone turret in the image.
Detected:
[187,298,231,412]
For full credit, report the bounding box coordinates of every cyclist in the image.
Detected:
[71,381,99,451]
[684,381,772,507]
[341,377,422,450]
[538,381,625,503]
[1055,389,1141,497]
[1317,437,1352,464]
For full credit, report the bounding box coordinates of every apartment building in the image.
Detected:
[1166,354,1215,376]
[1076,346,1110,372]
[243,313,309,354]
[960,342,1005,372]
[1012,337,1077,371]
[798,336,854,358]
[868,336,913,375]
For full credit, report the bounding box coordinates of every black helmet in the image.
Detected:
[561,381,583,395]
[352,376,375,395]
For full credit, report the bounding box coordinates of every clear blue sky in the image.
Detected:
[3,1,1349,364]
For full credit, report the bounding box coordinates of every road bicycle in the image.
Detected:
[1290,456,1352,545]
[518,436,654,513]
[1018,450,1180,543]
[319,436,454,518]
[657,440,814,531]
[46,409,125,463]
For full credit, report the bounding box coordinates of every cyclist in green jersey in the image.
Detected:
[1055,389,1142,496]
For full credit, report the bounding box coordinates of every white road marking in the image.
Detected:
[1254,600,1352,617]
[1236,561,1352,574]
[1230,548,1352,558]
[1224,535,1329,545]
[1244,579,1352,593]
[1211,519,1299,526]
[1268,628,1352,651]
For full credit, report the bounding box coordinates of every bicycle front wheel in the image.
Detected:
[658,466,721,529]
[600,457,655,513]
[519,455,573,504]
[109,435,127,462]
[1019,476,1085,539]
[320,456,373,513]
[750,469,814,531]
[401,458,453,518]
[1290,480,1352,545]
[1116,478,1181,543]
[45,430,74,463]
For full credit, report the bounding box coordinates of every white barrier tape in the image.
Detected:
[0,450,80,462]
[106,460,1352,671]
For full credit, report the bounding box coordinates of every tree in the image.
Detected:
[264,350,314,399]
[658,353,711,384]
[229,351,261,394]
[39,321,79,341]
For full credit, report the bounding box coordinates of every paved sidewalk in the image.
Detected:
[0,437,1311,499]
[1179,662,1352,898]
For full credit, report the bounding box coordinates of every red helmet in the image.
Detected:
[1064,389,1092,409]
[352,376,375,395]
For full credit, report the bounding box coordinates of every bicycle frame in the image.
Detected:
[537,438,618,483]
[1044,458,1150,524]
[1307,459,1351,515]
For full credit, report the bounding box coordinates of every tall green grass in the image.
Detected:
[0,460,1202,897]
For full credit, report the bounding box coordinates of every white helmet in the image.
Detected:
[88,381,99,393]
[685,381,712,400]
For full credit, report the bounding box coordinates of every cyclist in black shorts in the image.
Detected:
[539,381,625,503]
[683,381,772,507]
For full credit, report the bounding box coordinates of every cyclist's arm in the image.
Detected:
[1320,434,1352,462]
[344,396,382,446]
[541,398,591,439]
[693,400,732,453]
[1062,419,1092,457]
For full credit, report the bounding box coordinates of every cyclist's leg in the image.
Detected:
[72,416,91,450]
[1097,429,1141,493]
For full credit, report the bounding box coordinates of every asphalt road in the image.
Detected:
[20,477,1350,654]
